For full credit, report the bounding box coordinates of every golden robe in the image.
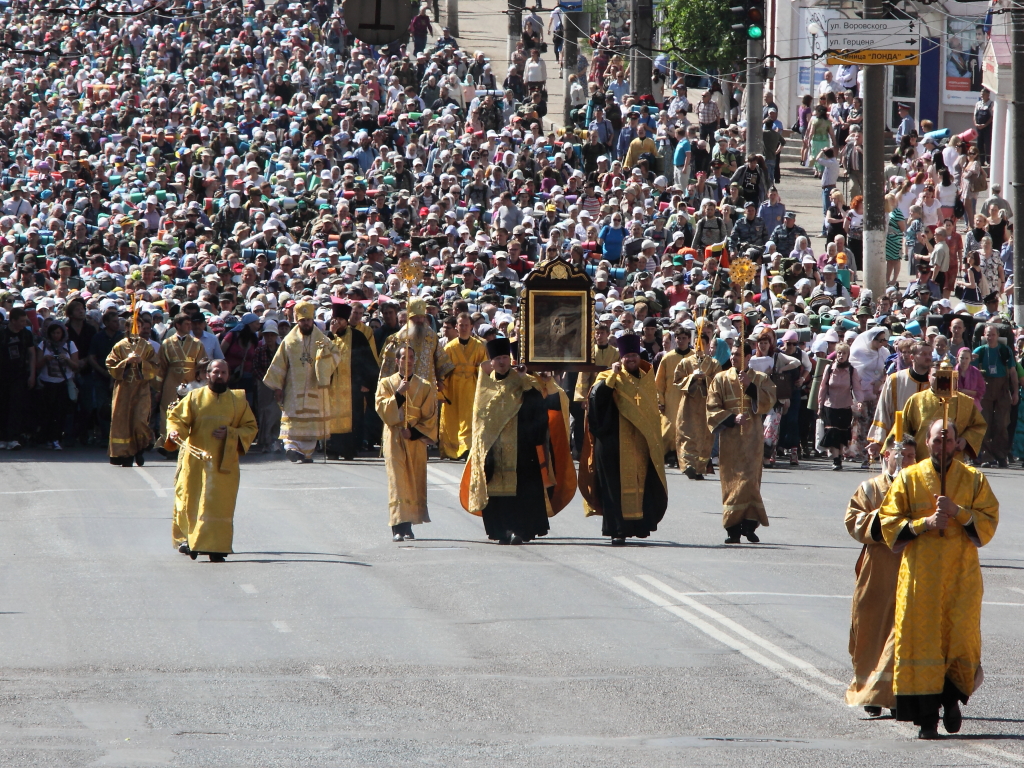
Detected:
[894,390,986,461]
[707,369,777,528]
[354,321,379,363]
[168,387,258,553]
[654,348,690,447]
[106,337,158,458]
[867,369,930,446]
[844,472,902,708]
[673,354,721,473]
[155,334,208,444]
[379,323,455,384]
[261,325,338,454]
[880,459,999,701]
[573,344,619,401]
[439,336,486,459]
[376,373,438,526]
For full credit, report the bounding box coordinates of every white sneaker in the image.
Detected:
[7,440,21,450]
[52,441,63,451]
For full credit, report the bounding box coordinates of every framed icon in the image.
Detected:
[519,260,600,372]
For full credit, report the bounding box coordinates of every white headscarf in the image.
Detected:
[849,325,889,388]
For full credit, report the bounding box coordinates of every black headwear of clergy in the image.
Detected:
[486,336,511,359]
[332,300,352,320]
[617,332,642,356]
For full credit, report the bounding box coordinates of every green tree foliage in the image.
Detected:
[662,0,745,73]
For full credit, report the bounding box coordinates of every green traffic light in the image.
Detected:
[747,24,764,39]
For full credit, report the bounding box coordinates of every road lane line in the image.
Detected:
[239,584,257,595]
[639,590,1024,607]
[426,465,462,498]
[969,743,1024,766]
[133,468,167,498]
[615,578,836,704]
[638,576,846,688]
[271,621,291,633]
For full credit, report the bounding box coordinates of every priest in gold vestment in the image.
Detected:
[879,420,999,739]
[673,321,721,480]
[168,360,258,562]
[844,433,917,715]
[379,298,455,402]
[582,333,667,545]
[654,325,692,457]
[571,324,619,453]
[377,345,438,541]
[155,314,208,454]
[439,312,487,459]
[707,340,777,544]
[106,316,158,467]
[459,337,576,544]
[262,301,337,462]
[893,362,986,461]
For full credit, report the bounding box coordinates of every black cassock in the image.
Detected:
[588,379,667,539]
[481,386,558,543]
[327,328,378,460]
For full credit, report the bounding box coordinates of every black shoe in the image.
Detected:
[134,451,145,467]
[326,453,340,461]
[393,533,405,542]
[918,725,942,740]
[509,532,524,545]
[724,525,741,544]
[981,460,995,468]
[342,454,355,461]
[189,550,198,560]
[683,465,702,480]
[611,537,626,546]
[997,459,1009,469]
[301,455,314,464]
[287,450,303,463]
[178,542,190,555]
[864,706,882,717]
[404,531,415,541]
[497,538,511,545]
[745,520,761,544]
[208,553,227,563]
[109,456,121,465]
[942,699,962,734]
[705,462,714,475]
[121,456,134,467]
[832,457,843,471]
[156,446,168,458]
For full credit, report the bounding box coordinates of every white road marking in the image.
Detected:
[638,576,846,688]
[426,465,462,498]
[1007,586,1024,596]
[271,621,292,633]
[615,577,836,704]
[310,665,331,680]
[650,590,1024,608]
[969,743,1024,766]
[239,584,257,595]
[133,468,167,498]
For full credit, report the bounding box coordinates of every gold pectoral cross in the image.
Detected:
[633,389,642,407]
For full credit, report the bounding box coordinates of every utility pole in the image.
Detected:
[446,0,459,37]
[746,39,765,156]
[861,0,886,298]
[629,0,653,96]
[562,11,580,128]
[507,0,523,70]
[1013,5,1024,324]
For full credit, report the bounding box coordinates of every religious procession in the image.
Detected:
[0,0,1015,754]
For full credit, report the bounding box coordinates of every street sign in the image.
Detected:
[825,18,920,66]
[342,0,413,45]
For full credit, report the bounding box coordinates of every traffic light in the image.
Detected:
[730,0,765,40]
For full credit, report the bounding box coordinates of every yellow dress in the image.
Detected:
[439,336,486,458]
[376,373,438,525]
[654,348,690,448]
[879,459,999,701]
[895,390,986,461]
[844,472,902,708]
[673,354,721,473]
[167,387,258,553]
[106,337,158,458]
[706,369,777,528]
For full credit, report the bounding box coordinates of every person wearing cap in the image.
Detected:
[262,301,339,463]
[322,301,378,461]
[167,358,258,562]
[155,314,209,456]
[729,199,768,253]
[767,210,808,259]
[583,333,667,546]
[379,298,455,400]
[673,317,722,480]
[106,312,158,467]
[459,336,575,545]
[866,340,933,457]
[896,360,985,465]
[707,338,778,544]
[376,343,438,542]
[894,102,915,145]
[439,312,487,460]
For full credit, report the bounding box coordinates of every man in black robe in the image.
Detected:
[586,333,668,544]
[325,301,378,461]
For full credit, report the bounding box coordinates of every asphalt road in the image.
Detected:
[1,448,1023,767]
